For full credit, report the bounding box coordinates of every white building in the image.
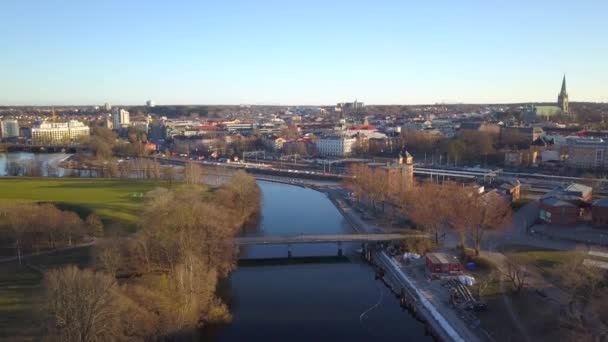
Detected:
[105,113,113,129]
[32,121,90,145]
[146,100,155,107]
[1,119,20,138]
[316,136,357,157]
[104,102,112,111]
[112,108,130,129]
[565,137,608,169]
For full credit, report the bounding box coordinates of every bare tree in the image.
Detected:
[476,270,499,298]
[85,214,104,238]
[554,253,608,341]
[61,211,84,246]
[5,160,22,176]
[44,266,121,342]
[406,183,455,243]
[183,162,203,185]
[162,166,176,187]
[470,192,511,255]
[502,253,530,293]
[95,240,123,277]
[454,190,512,255]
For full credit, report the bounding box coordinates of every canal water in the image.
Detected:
[216,181,432,341]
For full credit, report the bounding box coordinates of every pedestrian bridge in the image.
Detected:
[223,232,428,246]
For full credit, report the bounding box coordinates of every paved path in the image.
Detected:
[0,241,95,265]
[227,232,427,245]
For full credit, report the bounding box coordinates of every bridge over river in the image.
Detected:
[226,232,428,260]
[223,232,428,246]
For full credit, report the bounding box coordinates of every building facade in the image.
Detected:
[565,138,608,169]
[539,183,592,225]
[591,199,608,227]
[316,136,356,157]
[0,119,20,139]
[112,108,130,129]
[32,121,90,145]
[500,126,544,146]
[368,150,415,193]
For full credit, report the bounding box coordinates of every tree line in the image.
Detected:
[90,126,153,159]
[0,203,102,264]
[42,171,261,341]
[346,163,511,255]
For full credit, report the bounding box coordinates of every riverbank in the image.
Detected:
[325,188,481,342]
[213,181,433,341]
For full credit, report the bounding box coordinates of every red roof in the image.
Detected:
[197,125,219,131]
[347,125,376,130]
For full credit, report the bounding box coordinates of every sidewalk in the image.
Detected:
[0,240,95,265]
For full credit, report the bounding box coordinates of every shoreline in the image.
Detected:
[326,188,479,342]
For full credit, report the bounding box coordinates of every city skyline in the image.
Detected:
[1,0,607,105]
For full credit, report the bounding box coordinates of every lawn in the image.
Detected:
[0,178,165,339]
[476,244,584,341]
[499,244,578,278]
[0,177,162,227]
[0,246,93,340]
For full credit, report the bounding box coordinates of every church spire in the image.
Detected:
[558,74,569,114]
[560,74,567,96]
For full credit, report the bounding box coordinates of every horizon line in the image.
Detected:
[1,100,606,108]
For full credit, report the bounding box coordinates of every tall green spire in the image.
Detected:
[560,74,567,96]
[558,74,569,114]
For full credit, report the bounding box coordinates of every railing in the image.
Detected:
[214,233,429,245]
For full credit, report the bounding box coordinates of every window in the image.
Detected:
[540,209,552,222]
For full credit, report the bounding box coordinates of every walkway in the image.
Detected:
[326,189,481,342]
[226,233,427,245]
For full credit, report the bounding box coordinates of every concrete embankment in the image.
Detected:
[326,190,471,342]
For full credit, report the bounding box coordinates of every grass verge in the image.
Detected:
[0,177,161,228]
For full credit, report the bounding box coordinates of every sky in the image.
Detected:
[0,0,607,106]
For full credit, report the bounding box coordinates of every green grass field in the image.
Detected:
[0,178,162,227]
[0,246,93,341]
[0,264,43,341]
[0,178,166,339]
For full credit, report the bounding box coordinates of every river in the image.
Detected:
[215,181,432,341]
[0,152,71,177]
[1,153,431,341]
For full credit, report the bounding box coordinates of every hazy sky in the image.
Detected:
[1,0,607,106]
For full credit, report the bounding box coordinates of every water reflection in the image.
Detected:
[215,181,432,341]
[0,152,71,177]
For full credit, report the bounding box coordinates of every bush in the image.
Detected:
[469,256,497,274]
[400,238,436,255]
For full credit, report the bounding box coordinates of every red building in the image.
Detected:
[425,253,463,274]
[144,142,157,151]
[539,183,592,225]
